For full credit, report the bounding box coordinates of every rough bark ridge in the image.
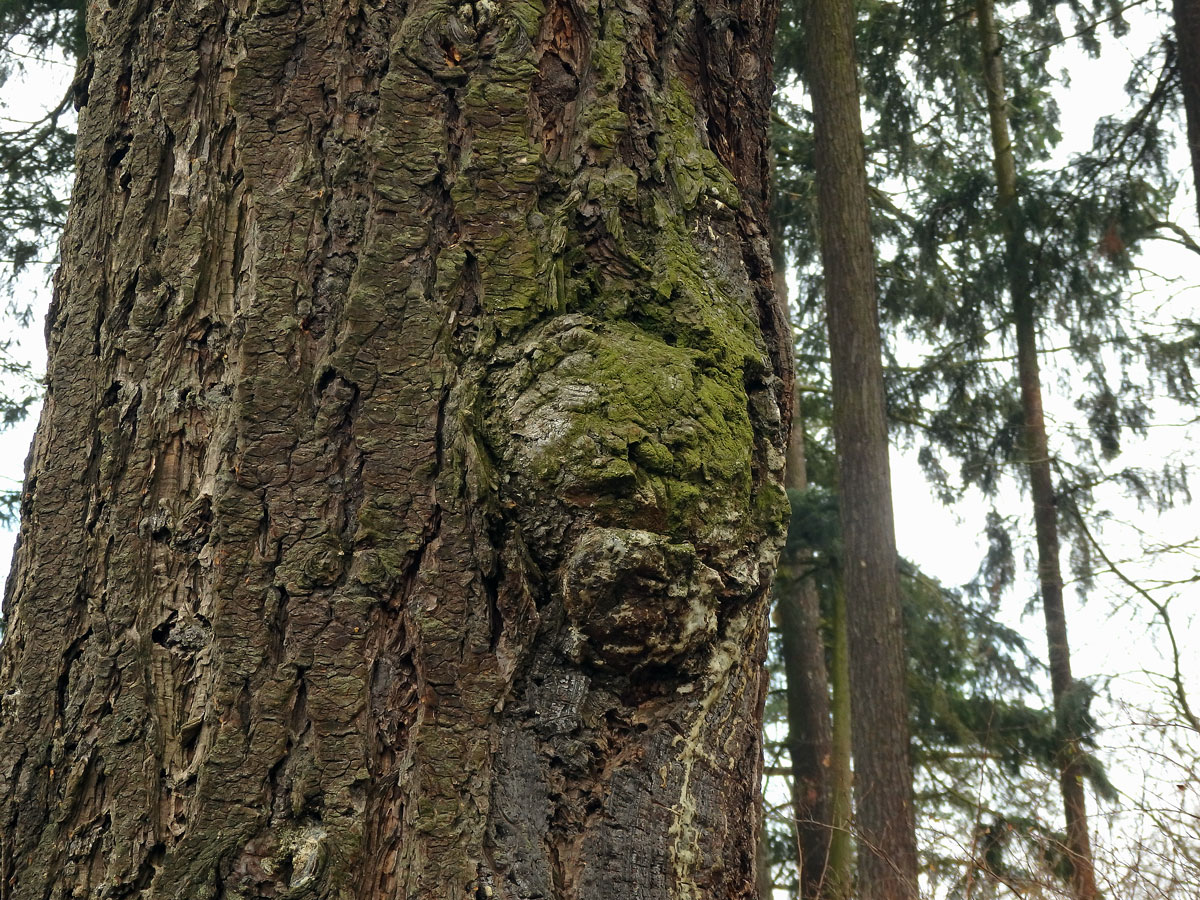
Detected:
[0,0,790,895]
[977,4,1097,899]
[803,0,920,897]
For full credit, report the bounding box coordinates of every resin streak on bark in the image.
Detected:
[0,0,788,896]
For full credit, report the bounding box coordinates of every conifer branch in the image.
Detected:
[1149,219,1200,257]
[1062,486,1200,735]
[1019,0,1156,59]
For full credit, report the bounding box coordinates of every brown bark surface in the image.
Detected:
[803,1,920,898]
[977,3,1098,898]
[0,0,791,896]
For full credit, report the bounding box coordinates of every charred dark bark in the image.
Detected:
[802,0,919,897]
[977,4,1098,899]
[0,0,790,896]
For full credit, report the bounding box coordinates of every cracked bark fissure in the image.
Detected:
[0,0,790,895]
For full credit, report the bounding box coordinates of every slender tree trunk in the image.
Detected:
[803,0,919,897]
[776,402,835,900]
[976,5,1099,899]
[1173,0,1200,227]
[827,571,854,900]
[0,0,793,895]
[757,816,777,900]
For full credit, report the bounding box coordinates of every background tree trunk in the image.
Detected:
[776,407,835,900]
[1173,0,1200,228]
[976,4,1098,898]
[802,0,920,897]
[0,0,792,895]
[826,573,853,900]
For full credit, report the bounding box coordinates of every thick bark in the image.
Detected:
[976,4,1098,899]
[775,406,835,900]
[0,0,792,896]
[802,1,919,898]
[1174,0,1200,228]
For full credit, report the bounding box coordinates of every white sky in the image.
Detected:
[0,45,64,565]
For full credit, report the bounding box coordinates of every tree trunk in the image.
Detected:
[1174,0,1200,228]
[757,814,776,899]
[802,0,920,898]
[826,573,853,900]
[0,0,793,895]
[776,405,835,900]
[976,4,1098,899]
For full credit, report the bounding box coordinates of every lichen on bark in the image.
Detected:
[0,0,788,894]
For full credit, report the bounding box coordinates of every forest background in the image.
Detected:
[0,0,1197,897]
